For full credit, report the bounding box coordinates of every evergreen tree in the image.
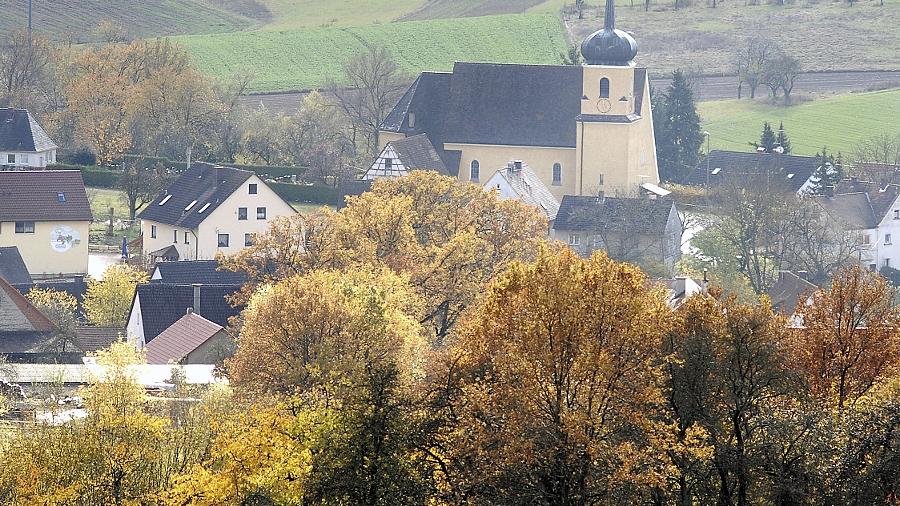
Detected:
[807,147,842,195]
[655,70,703,182]
[776,121,792,154]
[752,121,777,152]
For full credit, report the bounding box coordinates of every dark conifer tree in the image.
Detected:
[776,121,792,154]
[753,121,777,152]
[655,70,703,182]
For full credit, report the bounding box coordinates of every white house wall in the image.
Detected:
[0,149,56,168]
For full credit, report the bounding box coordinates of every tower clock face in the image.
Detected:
[596,98,611,113]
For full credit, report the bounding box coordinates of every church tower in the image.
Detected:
[575,0,659,195]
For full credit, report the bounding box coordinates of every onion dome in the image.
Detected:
[580,0,638,66]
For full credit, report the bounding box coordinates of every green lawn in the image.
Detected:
[86,188,142,247]
[257,0,424,29]
[698,88,900,157]
[0,0,253,42]
[176,13,569,92]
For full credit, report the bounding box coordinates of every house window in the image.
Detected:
[886,258,891,268]
[895,210,899,220]
[384,157,393,170]
[408,112,416,128]
[886,233,892,245]
[598,173,604,186]
[552,163,562,185]
[870,263,878,272]
[599,78,610,99]
[248,183,258,194]
[238,207,247,220]
[6,154,14,164]
[174,229,179,243]
[862,234,870,245]
[470,160,480,181]
[15,221,34,233]
[245,233,254,247]
[184,231,190,244]
[257,207,266,220]
[151,225,157,238]
[568,234,580,246]
[21,154,29,164]
[218,234,230,248]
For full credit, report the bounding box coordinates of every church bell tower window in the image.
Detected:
[599,78,610,99]
[470,160,480,181]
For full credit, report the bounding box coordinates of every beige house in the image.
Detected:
[0,171,92,278]
[377,0,657,200]
[138,162,296,262]
[0,108,58,169]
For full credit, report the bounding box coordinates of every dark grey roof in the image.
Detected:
[816,192,876,229]
[337,180,373,210]
[137,162,254,229]
[580,0,637,66]
[0,108,57,152]
[834,179,900,223]
[685,150,820,192]
[554,195,675,234]
[134,283,243,344]
[0,247,32,286]
[391,134,448,174]
[74,326,124,352]
[0,171,93,222]
[151,260,247,286]
[768,271,818,315]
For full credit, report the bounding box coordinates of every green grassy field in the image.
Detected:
[176,13,570,92]
[85,188,142,246]
[698,88,900,157]
[0,0,253,42]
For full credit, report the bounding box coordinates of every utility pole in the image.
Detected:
[27,0,33,47]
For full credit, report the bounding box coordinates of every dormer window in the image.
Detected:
[57,192,66,202]
[599,78,610,99]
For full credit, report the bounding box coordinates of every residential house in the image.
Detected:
[137,162,295,263]
[767,270,818,320]
[126,283,243,348]
[684,150,821,194]
[364,133,454,180]
[551,194,683,273]
[815,179,900,271]
[150,259,246,285]
[0,171,92,278]
[145,312,234,365]
[0,246,33,291]
[0,108,58,169]
[73,326,124,353]
[658,276,704,308]
[483,160,560,222]
[0,276,81,363]
[377,0,659,200]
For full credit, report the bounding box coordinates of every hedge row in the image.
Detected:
[270,182,341,205]
[118,155,308,180]
[48,163,338,205]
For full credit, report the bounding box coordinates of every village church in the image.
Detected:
[375,0,659,200]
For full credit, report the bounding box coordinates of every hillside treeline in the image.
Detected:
[0,29,400,185]
[2,173,900,505]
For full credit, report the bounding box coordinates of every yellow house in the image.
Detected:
[377,0,657,199]
[137,162,296,262]
[0,171,92,278]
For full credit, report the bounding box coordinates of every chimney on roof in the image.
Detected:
[597,190,605,203]
[192,283,201,314]
[797,270,809,281]
[511,160,523,173]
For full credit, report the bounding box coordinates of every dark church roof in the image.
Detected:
[132,283,243,344]
[138,162,254,229]
[0,108,57,152]
[554,195,675,234]
[580,0,638,65]
[684,150,820,192]
[382,62,648,153]
[0,171,93,222]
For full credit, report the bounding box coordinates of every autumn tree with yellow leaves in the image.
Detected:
[83,264,149,327]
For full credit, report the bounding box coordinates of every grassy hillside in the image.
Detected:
[177,13,570,92]
[255,0,423,29]
[0,0,253,42]
[568,0,900,75]
[698,89,900,157]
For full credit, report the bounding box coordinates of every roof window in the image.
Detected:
[57,192,65,202]
[158,194,172,206]
[198,203,211,213]
[184,200,198,211]
[787,173,795,179]
[711,167,721,175]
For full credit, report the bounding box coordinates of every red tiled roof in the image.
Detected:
[0,171,92,222]
[145,312,224,364]
[0,276,54,332]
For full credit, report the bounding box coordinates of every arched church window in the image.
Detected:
[470,160,480,181]
[599,78,610,99]
[552,163,562,185]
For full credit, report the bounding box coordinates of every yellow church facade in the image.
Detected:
[377,0,658,199]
